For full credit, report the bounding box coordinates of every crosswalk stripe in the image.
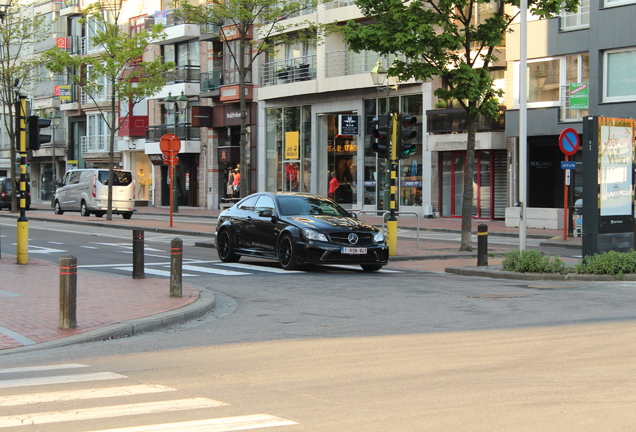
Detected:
[0,372,126,389]
[216,263,302,274]
[113,267,197,277]
[0,398,228,428]
[85,414,297,432]
[0,385,176,407]
[0,364,88,375]
[326,264,401,273]
[180,265,251,275]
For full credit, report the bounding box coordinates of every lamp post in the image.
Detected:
[0,0,11,22]
[49,110,61,207]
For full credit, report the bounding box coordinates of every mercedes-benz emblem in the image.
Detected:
[348,233,359,244]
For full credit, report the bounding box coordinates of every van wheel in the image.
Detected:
[80,201,90,217]
[54,201,64,215]
[122,212,133,220]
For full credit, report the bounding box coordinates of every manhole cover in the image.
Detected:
[526,284,578,290]
[469,294,528,299]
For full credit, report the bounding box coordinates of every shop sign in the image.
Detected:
[285,131,299,159]
[327,141,358,153]
[337,115,359,136]
[569,83,589,110]
[218,146,239,163]
[155,11,167,25]
[55,86,71,100]
[191,106,213,127]
[148,154,165,165]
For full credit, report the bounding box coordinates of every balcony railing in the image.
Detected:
[145,124,200,142]
[324,50,405,78]
[81,135,109,154]
[324,0,356,10]
[145,9,190,29]
[262,55,316,87]
[163,65,200,83]
[426,108,505,134]
[201,70,222,91]
[80,83,113,105]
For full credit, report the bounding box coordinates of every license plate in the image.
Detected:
[341,247,367,255]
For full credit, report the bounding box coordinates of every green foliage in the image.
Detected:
[574,250,636,278]
[502,250,568,274]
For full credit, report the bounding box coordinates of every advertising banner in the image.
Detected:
[569,83,589,109]
[599,119,633,216]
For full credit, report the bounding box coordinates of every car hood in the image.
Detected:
[286,215,378,232]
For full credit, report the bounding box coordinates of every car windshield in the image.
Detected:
[277,196,350,217]
[98,170,133,186]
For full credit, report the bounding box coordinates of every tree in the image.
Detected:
[344,0,579,251]
[0,3,47,212]
[45,2,173,220]
[174,0,331,197]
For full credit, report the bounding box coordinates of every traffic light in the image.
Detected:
[395,114,417,159]
[27,116,52,151]
[371,114,390,159]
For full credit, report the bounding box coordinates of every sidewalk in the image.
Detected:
[0,204,582,354]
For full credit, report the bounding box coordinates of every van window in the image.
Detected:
[68,171,81,185]
[98,170,133,186]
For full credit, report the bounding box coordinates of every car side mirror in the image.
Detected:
[349,212,357,219]
[259,209,273,218]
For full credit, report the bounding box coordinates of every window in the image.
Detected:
[604,0,636,7]
[223,40,252,85]
[527,59,560,105]
[561,0,589,30]
[163,41,199,67]
[604,48,636,102]
[561,54,589,120]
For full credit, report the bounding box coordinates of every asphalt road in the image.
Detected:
[1,218,635,430]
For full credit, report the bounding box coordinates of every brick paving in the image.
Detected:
[0,204,582,352]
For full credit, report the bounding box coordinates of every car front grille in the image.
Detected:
[328,232,375,246]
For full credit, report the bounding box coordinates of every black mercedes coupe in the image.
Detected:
[215,192,389,271]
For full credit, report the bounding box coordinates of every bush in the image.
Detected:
[502,249,569,274]
[574,250,636,278]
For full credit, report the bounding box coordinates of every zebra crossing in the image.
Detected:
[79,260,402,277]
[0,363,297,431]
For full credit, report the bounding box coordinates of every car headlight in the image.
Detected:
[302,228,328,242]
[373,230,385,243]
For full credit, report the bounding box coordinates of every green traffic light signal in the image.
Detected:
[398,114,417,159]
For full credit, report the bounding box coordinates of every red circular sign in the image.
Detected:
[159,134,181,157]
[559,128,580,156]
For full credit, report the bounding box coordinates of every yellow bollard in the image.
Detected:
[17,220,28,264]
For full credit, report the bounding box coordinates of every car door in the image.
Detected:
[251,195,279,256]
[233,195,259,249]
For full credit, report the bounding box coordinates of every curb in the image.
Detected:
[445,265,636,281]
[0,287,216,357]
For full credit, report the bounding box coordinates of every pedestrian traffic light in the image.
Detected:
[27,116,52,151]
[371,114,390,159]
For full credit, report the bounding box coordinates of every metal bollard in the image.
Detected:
[477,223,488,267]
[59,255,77,329]
[170,238,182,298]
[132,229,145,279]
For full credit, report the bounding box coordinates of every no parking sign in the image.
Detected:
[559,128,580,156]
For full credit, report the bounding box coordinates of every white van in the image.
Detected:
[54,169,135,219]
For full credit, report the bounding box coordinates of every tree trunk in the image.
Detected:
[238,34,249,198]
[106,78,116,221]
[459,110,478,251]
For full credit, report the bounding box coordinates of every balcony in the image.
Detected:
[80,83,113,106]
[164,65,201,83]
[145,124,201,142]
[324,50,402,78]
[146,9,200,44]
[262,55,316,86]
[81,135,108,155]
[201,70,222,92]
[426,108,505,134]
[324,0,356,9]
[199,23,220,41]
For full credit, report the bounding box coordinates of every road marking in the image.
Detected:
[216,263,303,274]
[47,241,65,245]
[113,267,197,277]
[0,398,228,428]
[85,414,297,432]
[81,245,100,249]
[326,264,401,273]
[0,326,34,346]
[0,364,88,375]
[0,384,176,407]
[10,244,67,254]
[0,372,126,389]
[0,290,21,298]
[91,242,163,252]
[180,265,250,275]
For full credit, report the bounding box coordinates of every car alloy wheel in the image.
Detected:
[278,234,299,270]
[80,201,90,217]
[217,229,240,262]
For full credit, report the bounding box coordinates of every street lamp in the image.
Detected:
[0,0,11,22]
[49,110,61,208]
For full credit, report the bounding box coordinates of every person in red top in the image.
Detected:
[232,169,241,198]
[328,173,339,200]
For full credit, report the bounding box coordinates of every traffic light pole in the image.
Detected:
[387,112,399,256]
[16,95,28,264]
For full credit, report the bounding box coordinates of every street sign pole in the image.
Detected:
[558,128,581,241]
[159,134,181,228]
[563,155,569,240]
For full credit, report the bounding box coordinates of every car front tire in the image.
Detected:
[278,234,300,270]
[217,229,240,262]
[54,201,64,215]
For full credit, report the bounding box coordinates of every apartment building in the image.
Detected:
[505,0,595,229]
